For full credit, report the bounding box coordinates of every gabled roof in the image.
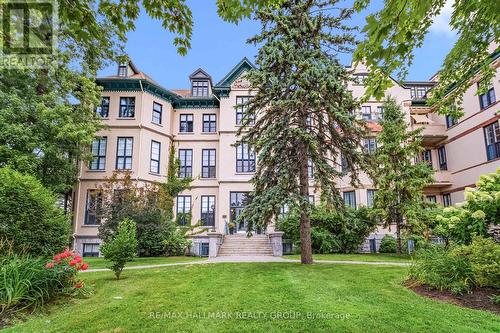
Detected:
[215,57,255,87]
[189,68,212,83]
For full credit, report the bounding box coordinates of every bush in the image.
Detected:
[432,168,499,245]
[163,227,192,256]
[452,237,500,288]
[0,244,89,319]
[379,235,397,253]
[276,206,378,254]
[101,218,138,280]
[409,245,474,294]
[0,167,70,257]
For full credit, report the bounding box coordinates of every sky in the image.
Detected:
[98,0,458,89]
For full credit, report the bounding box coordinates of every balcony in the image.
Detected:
[410,114,447,146]
[426,170,452,189]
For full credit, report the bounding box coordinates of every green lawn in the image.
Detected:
[5,263,498,333]
[284,253,411,262]
[83,256,206,269]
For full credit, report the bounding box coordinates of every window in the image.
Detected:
[376,106,384,120]
[279,204,289,219]
[484,121,500,161]
[84,190,102,225]
[353,73,368,85]
[410,86,429,100]
[203,114,216,133]
[361,106,372,120]
[230,192,249,232]
[119,97,135,118]
[201,196,215,226]
[178,149,193,178]
[202,149,216,178]
[150,140,161,174]
[343,191,356,209]
[363,138,377,154]
[438,146,447,170]
[116,137,133,170]
[152,102,162,124]
[309,195,315,205]
[307,160,314,179]
[118,64,127,77]
[236,96,254,125]
[179,114,194,132]
[176,195,191,226]
[367,189,377,208]
[96,97,109,118]
[426,195,437,203]
[192,80,209,97]
[236,143,255,173]
[82,243,100,257]
[89,137,107,170]
[422,150,432,167]
[445,115,457,128]
[341,153,349,173]
[479,85,496,110]
[443,193,452,207]
[306,115,313,129]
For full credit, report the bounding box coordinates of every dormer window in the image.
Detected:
[118,64,128,77]
[192,80,209,97]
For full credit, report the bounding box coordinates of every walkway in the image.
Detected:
[82,256,409,273]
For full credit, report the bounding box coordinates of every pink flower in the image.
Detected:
[45,262,54,269]
[74,256,82,263]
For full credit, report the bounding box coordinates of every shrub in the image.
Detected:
[276,206,378,253]
[409,245,474,294]
[163,227,192,256]
[490,295,500,305]
[452,237,500,288]
[0,245,89,319]
[101,218,138,280]
[0,167,70,256]
[433,168,499,245]
[379,235,397,253]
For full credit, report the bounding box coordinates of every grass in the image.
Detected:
[284,253,411,262]
[5,263,499,333]
[83,256,206,269]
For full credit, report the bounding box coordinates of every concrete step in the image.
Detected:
[218,234,274,257]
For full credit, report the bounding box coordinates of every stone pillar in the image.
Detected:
[268,231,284,257]
[207,232,223,258]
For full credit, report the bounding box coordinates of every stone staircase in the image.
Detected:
[217,234,274,256]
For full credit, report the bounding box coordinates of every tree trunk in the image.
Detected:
[395,210,402,254]
[298,147,313,264]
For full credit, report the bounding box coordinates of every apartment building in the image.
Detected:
[72,51,500,257]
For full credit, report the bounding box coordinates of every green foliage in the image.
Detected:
[452,237,500,288]
[409,237,500,294]
[277,206,378,254]
[354,0,499,118]
[163,227,192,256]
[433,169,499,244]
[100,219,138,280]
[379,235,397,253]
[0,244,87,320]
[0,167,70,257]
[409,245,474,294]
[490,294,500,305]
[370,98,434,253]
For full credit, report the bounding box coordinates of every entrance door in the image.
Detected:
[230,192,249,233]
[369,239,377,253]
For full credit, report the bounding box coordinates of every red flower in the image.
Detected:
[80,263,89,271]
[69,259,77,266]
[45,262,55,269]
[74,281,84,289]
[53,254,61,262]
[74,256,82,263]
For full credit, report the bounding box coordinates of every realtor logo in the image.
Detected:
[0,0,57,68]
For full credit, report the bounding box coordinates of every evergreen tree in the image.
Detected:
[238,0,367,264]
[370,98,434,254]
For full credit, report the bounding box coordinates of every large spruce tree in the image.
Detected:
[238,0,367,264]
[370,98,434,253]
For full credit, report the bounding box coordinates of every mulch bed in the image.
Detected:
[405,281,499,314]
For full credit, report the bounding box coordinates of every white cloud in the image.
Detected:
[429,0,456,37]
